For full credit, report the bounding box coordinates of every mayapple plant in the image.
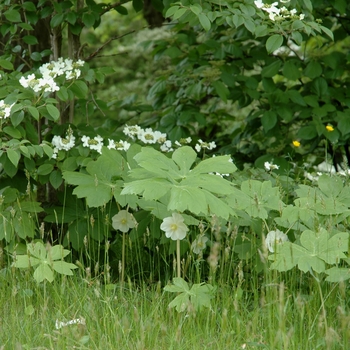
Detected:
[14,241,77,283]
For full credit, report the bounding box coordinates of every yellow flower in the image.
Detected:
[293,140,301,147]
[326,125,334,132]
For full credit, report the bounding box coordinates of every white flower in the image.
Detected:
[112,210,137,232]
[264,161,279,171]
[191,234,209,254]
[254,0,264,9]
[123,124,142,139]
[81,135,90,147]
[160,140,173,152]
[107,139,130,151]
[0,101,15,119]
[265,229,289,253]
[299,13,305,20]
[160,213,189,241]
[195,139,217,152]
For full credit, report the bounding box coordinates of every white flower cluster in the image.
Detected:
[107,139,131,152]
[195,139,216,153]
[81,135,104,154]
[51,126,76,159]
[254,0,305,21]
[264,161,279,171]
[0,100,14,119]
[19,58,85,94]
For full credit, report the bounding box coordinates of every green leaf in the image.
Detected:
[3,126,22,139]
[282,61,301,80]
[50,13,64,27]
[164,277,190,293]
[198,13,211,31]
[52,261,77,275]
[320,25,334,40]
[37,163,54,176]
[304,61,322,79]
[50,170,63,189]
[172,146,197,176]
[132,0,143,12]
[23,35,38,45]
[4,9,22,22]
[261,61,281,78]
[173,8,187,20]
[0,59,14,71]
[34,264,54,283]
[266,34,284,54]
[82,12,95,28]
[190,4,202,15]
[69,80,88,99]
[7,149,20,167]
[212,80,229,102]
[115,5,128,15]
[27,106,39,120]
[165,6,180,18]
[261,110,277,132]
[325,267,350,282]
[46,104,60,121]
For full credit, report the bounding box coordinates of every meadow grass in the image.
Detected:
[1,254,349,350]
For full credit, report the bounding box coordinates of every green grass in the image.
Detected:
[1,264,349,349]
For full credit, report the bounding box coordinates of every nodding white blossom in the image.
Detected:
[265,229,289,253]
[191,234,209,254]
[195,139,216,153]
[160,213,189,241]
[107,139,130,151]
[112,210,137,233]
[264,161,279,171]
[81,135,104,154]
[0,100,15,119]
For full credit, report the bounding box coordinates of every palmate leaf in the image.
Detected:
[164,277,216,313]
[124,147,237,219]
[269,229,349,273]
[228,180,283,219]
[34,264,54,283]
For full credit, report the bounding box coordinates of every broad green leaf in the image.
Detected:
[7,149,20,167]
[261,61,282,78]
[3,126,22,139]
[261,110,277,132]
[325,267,350,282]
[14,255,31,269]
[266,34,283,54]
[50,170,63,189]
[198,13,211,31]
[282,61,301,80]
[190,155,236,175]
[34,264,54,283]
[69,80,88,99]
[212,80,229,102]
[190,4,202,15]
[27,106,40,120]
[73,184,112,207]
[173,8,187,20]
[46,104,60,121]
[49,245,71,260]
[132,0,143,12]
[82,12,95,28]
[165,6,180,18]
[164,277,190,293]
[52,261,77,275]
[4,9,22,22]
[320,25,334,40]
[122,178,170,201]
[172,146,197,176]
[37,163,54,175]
[168,292,190,312]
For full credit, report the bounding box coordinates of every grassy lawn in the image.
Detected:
[1,265,349,349]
